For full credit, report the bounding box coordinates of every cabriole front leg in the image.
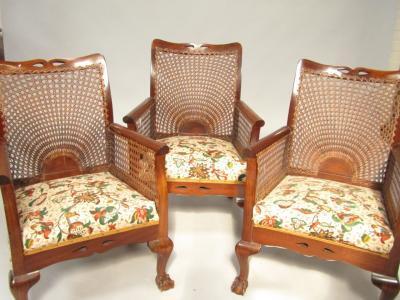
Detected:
[231,240,261,295]
[148,238,174,291]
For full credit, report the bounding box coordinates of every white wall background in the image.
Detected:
[0,1,398,299]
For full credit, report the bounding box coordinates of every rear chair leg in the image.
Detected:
[148,238,174,291]
[231,240,261,295]
[372,273,400,300]
[9,271,40,300]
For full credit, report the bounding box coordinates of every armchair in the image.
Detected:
[0,54,174,300]
[231,59,400,299]
[123,39,264,198]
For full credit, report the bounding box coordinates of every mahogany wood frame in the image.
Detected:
[123,39,264,199]
[231,59,400,299]
[0,54,174,300]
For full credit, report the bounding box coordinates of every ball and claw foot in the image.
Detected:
[231,276,248,295]
[156,274,174,291]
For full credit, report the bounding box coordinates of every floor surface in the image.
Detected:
[0,195,397,299]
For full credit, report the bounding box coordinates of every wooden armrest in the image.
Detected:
[122,97,154,130]
[237,101,265,143]
[0,141,12,185]
[246,126,291,157]
[237,101,265,128]
[109,123,168,155]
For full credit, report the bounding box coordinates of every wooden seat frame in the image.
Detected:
[123,39,264,199]
[231,59,400,299]
[0,54,174,300]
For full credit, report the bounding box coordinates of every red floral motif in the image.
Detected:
[159,136,246,182]
[31,221,54,239]
[134,207,148,224]
[253,175,394,254]
[16,172,159,252]
[91,208,107,222]
[259,216,282,228]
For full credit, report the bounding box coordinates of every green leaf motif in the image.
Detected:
[341,224,351,233]
[25,239,33,249]
[61,206,72,213]
[108,214,118,224]
[57,231,62,242]
[146,207,154,220]
[106,206,114,213]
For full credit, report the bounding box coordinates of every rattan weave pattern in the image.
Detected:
[109,131,157,204]
[153,47,240,138]
[255,136,288,202]
[288,70,400,185]
[234,107,253,153]
[0,65,110,180]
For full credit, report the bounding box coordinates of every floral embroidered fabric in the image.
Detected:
[253,175,394,254]
[158,136,246,183]
[16,172,159,253]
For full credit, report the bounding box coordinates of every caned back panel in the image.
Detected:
[288,61,400,186]
[0,57,111,180]
[151,40,241,138]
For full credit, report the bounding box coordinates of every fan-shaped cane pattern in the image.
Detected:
[153,48,240,138]
[288,70,400,185]
[0,65,109,179]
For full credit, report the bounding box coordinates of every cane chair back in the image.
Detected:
[287,60,400,188]
[151,39,242,139]
[0,55,113,183]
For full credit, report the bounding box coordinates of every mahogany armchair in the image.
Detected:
[123,39,264,199]
[0,54,174,300]
[231,59,400,299]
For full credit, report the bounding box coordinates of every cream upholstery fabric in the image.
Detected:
[16,172,158,253]
[253,175,394,254]
[158,136,246,183]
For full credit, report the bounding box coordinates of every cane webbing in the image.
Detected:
[109,131,157,205]
[153,47,240,138]
[0,65,110,180]
[288,69,400,186]
[255,136,289,202]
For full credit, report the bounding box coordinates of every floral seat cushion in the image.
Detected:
[253,175,394,254]
[158,136,246,183]
[16,172,159,253]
